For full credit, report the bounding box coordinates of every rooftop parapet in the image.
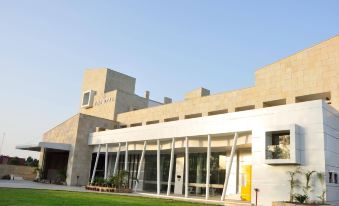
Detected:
[184,87,210,100]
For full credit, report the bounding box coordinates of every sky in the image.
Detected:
[0,0,338,159]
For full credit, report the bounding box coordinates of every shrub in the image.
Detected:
[107,170,129,188]
[55,169,67,184]
[1,174,11,180]
[287,167,301,202]
[317,172,326,204]
[94,177,105,186]
[294,194,308,204]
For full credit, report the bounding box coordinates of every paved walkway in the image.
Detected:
[0,180,250,206]
[0,180,85,192]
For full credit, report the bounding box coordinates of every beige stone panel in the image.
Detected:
[67,114,116,186]
[43,114,80,144]
[81,68,108,94]
[80,90,117,120]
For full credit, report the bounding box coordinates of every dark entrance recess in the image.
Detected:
[42,149,69,182]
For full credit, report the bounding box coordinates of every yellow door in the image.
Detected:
[240,165,252,201]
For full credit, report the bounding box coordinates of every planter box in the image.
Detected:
[273,201,335,206]
[85,185,132,193]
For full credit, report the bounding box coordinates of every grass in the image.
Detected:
[0,188,210,206]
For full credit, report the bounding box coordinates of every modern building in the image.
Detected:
[17,36,339,205]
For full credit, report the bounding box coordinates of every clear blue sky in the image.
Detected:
[0,0,338,158]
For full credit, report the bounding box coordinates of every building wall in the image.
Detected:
[323,103,339,205]
[43,114,80,145]
[0,165,36,180]
[117,87,255,125]
[68,114,115,186]
[113,90,149,121]
[105,69,136,94]
[40,114,80,185]
[41,113,116,186]
[116,36,339,126]
[91,100,330,205]
[255,35,339,108]
[79,68,149,120]
[251,102,326,206]
[79,90,117,120]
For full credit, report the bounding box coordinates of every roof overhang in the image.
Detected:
[16,142,71,152]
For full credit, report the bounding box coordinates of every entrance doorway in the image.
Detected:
[42,149,69,183]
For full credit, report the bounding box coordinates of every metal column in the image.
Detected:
[185,136,189,198]
[104,144,108,179]
[221,132,238,201]
[157,139,161,195]
[113,143,121,176]
[124,142,128,171]
[167,138,175,196]
[206,134,211,200]
[90,144,101,184]
[135,140,147,191]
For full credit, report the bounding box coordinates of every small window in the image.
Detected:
[96,127,106,132]
[235,105,255,112]
[265,125,301,165]
[146,120,159,125]
[295,92,331,104]
[130,123,142,127]
[81,90,95,108]
[164,117,179,122]
[185,113,202,119]
[263,99,286,108]
[119,125,127,129]
[329,172,338,184]
[266,131,290,160]
[208,109,228,116]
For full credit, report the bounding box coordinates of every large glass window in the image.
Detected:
[188,153,207,196]
[143,154,157,192]
[143,153,175,193]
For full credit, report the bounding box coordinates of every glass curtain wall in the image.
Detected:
[115,153,140,189]
[143,153,156,192]
[90,153,105,179]
[188,153,207,197]
[209,135,232,198]
[186,136,208,197]
[143,153,175,193]
[89,134,250,198]
[209,152,227,197]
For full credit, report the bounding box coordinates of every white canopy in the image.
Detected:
[16,142,71,152]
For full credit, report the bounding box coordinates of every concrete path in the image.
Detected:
[0,180,85,192]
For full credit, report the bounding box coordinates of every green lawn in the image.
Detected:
[0,188,210,206]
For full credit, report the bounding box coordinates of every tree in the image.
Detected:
[26,156,33,166]
[9,157,21,165]
[26,156,39,167]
